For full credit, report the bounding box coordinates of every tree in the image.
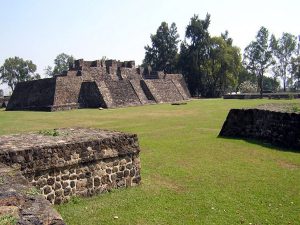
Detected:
[237,66,257,92]
[0,57,39,91]
[239,80,257,93]
[179,15,242,97]
[270,33,297,91]
[45,53,74,76]
[179,14,211,96]
[263,76,280,92]
[243,27,274,97]
[291,56,300,90]
[143,22,180,73]
[200,36,242,96]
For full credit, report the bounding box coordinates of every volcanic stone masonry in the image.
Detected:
[219,108,300,150]
[0,128,141,206]
[6,59,190,111]
[0,163,65,224]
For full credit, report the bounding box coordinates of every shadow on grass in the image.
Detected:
[218,136,300,154]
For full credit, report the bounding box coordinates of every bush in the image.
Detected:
[239,81,257,93]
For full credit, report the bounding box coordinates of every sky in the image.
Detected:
[0,0,299,94]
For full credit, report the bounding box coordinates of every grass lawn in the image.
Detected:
[0,99,299,225]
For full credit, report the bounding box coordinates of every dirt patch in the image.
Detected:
[277,160,300,170]
[253,103,300,113]
[149,174,186,193]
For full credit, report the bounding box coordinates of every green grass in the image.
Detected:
[0,99,299,225]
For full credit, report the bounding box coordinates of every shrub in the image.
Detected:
[239,81,257,93]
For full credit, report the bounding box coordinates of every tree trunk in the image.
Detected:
[283,65,287,92]
[259,71,263,98]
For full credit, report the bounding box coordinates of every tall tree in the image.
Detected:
[179,15,242,97]
[143,22,180,73]
[270,33,297,91]
[291,56,300,90]
[243,26,274,97]
[0,57,40,91]
[201,36,242,96]
[45,53,74,76]
[179,14,211,96]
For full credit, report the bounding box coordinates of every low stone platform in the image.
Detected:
[223,93,300,99]
[0,163,65,224]
[219,107,300,150]
[0,128,141,205]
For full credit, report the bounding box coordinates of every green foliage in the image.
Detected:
[270,33,297,91]
[179,14,211,96]
[287,93,295,100]
[144,22,180,73]
[38,129,59,136]
[263,76,280,92]
[45,53,74,76]
[24,187,41,197]
[0,215,17,225]
[291,55,300,90]
[291,105,300,112]
[179,15,242,97]
[243,27,274,97]
[202,36,242,96]
[0,57,39,91]
[69,196,82,205]
[239,80,257,93]
[236,67,256,91]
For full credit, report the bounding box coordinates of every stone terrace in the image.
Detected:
[219,107,300,150]
[0,128,141,205]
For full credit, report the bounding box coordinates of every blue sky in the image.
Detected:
[0,0,299,94]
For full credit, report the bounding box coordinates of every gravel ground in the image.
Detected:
[252,102,300,113]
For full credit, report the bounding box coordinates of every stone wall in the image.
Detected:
[104,80,143,108]
[6,78,56,111]
[0,128,141,204]
[143,79,185,103]
[223,93,300,99]
[52,76,83,111]
[78,81,104,108]
[129,80,149,104]
[219,108,300,150]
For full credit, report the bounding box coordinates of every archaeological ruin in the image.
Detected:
[0,128,141,224]
[6,59,190,111]
[219,105,300,150]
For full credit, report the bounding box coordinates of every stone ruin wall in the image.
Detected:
[219,108,300,150]
[0,128,141,205]
[52,76,83,111]
[223,93,300,99]
[0,163,65,224]
[6,78,56,111]
[142,79,185,103]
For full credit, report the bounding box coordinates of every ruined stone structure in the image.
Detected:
[0,163,65,224]
[219,108,300,150]
[6,59,190,111]
[0,128,141,208]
